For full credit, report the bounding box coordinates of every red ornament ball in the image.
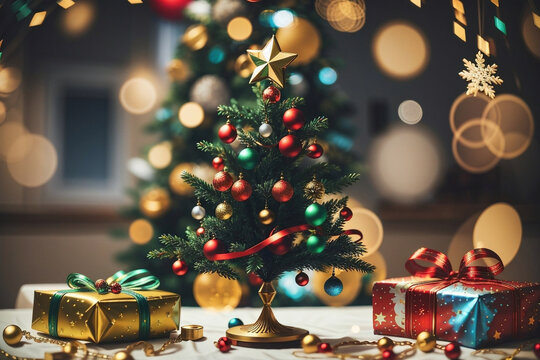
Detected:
[218,123,237,144]
[534,342,540,358]
[231,179,252,201]
[295,272,309,286]
[444,342,461,360]
[267,235,293,256]
[203,238,225,260]
[94,279,107,291]
[283,108,305,131]
[110,282,122,294]
[196,227,205,236]
[339,207,353,221]
[172,259,188,276]
[307,143,324,159]
[262,85,281,103]
[317,343,332,353]
[149,0,191,20]
[212,156,225,171]
[213,171,233,191]
[381,350,396,360]
[248,272,264,286]
[272,179,294,202]
[278,134,302,158]
[216,337,232,352]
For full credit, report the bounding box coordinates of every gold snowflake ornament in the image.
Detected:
[459,51,503,99]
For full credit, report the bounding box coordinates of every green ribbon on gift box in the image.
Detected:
[48,269,160,340]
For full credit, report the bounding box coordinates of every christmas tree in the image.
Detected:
[149,36,372,345]
[120,1,359,306]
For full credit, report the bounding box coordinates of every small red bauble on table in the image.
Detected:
[318,342,332,353]
[196,227,205,236]
[279,134,302,158]
[218,122,237,144]
[283,108,305,130]
[216,336,232,352]
[307,143,324,159]
[231,179,252,201]
[272,179,294,202]
[339,207,353,221]
[212,156,225,171]
[110,282,122,294]
[213,170,233,191]
[172,259,188,276]
[381,349,396,360]
[267,235,293,255]
[262,85,281,103]
[295,271,309,286]
[534,342,540,358]
[203,238,225,259]
[444,342,461,359]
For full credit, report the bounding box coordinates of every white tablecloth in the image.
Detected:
[0,307,536,359]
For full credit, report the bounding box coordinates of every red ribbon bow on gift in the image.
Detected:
[405,247,504,280]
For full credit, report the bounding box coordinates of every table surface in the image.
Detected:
[0,307,536,360]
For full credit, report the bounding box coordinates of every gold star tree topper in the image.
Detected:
[247,35,297,88]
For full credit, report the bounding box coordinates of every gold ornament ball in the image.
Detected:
[3,325,22,346]
[301,334,321,354]
[169,163,194,195]
[258,208,275,225]
[112,351,134,360]
[416,331,436,352]
[193,273,242,311]
[377,337,394,351]
[275,17,321,65]
[182,24,208,51]
[216,202,233,220]
[304,179,325,200]
[139,188,171,218]
[63,342,79,355]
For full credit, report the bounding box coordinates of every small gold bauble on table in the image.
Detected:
[377,336,394,351]
[416,331,436,352]
[112,351,134,360]
[62,341,79,355]
[3,325,22,346]
[258,208,275,225]
[301,334,321,353]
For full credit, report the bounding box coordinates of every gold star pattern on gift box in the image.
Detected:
[247,35,297,88]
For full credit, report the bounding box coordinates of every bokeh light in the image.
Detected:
[208,46,225,64]
[178,102,205,128]
[234,54,256,78]
[0,67,22,94]
[277,271,311,301]
[312,268,362,306]
[167,59,190,82]
[369,126,443,204]
[522,12,540,59]
[169,162,194,196]
[139,188,171,218]
[6,134,58,188]
[227,17,252,41]
[0,101,6,124]
[326,0,366,33]
[398,100,423,125]
[347,207,383,257]
[129,219,154,245]
[473,203,522,266]
[61,0,95,36]
[148,141,172,169]
[193,273,242,311]
[449,92,493,147]
[119,77,157,115]
[155,107,173,122]
[360,251,387,295]
[0,121,27,159]
[447,212,481,269]
[127,157,155,181]
[182,24,208,51]
[318,67,338,85]
[276,17,321,65]
[272,9,294,28]
[372,21,429,80]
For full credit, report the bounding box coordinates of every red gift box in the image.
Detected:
[372,248,540,348]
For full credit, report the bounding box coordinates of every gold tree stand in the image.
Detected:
[226,282,309,348]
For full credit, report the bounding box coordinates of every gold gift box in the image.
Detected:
[31,290,180,343]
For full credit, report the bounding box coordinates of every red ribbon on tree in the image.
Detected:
[205,225,363,261]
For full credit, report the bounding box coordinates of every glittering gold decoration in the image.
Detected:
[180,325,203,341]
[57,0,75,9]
[234,54,256,78]
[169,163,194,195]
[301,334,321,353]
[182,24,208,51]
[258,208,275,225]
[453,21,466,42]
[29,11,47,27]
[304,178,325,201]
[215,201,233,220]
[139,188,171,218]
[416,331,436,352]
[247,35,297,88]
[3,325,22,346]
[112,351,133,360]
[459,51,503,99]
[377,336,394,351]
[167,59,190,82]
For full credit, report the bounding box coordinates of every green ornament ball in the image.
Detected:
[305,203,327,226]
[306,235,325,254]
[238,148,259,170]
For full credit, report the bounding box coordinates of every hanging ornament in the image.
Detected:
[272,177,294,202]
[139,188,171,218]
[262,85,281,103]
[307,142,324,159]
[182,24,209,51]
[172,259,188,276]
[247,35,297,88]
[318,343,332,353]
[215,201,233,220]
[238,147,259,170]
[228,318,243,328]
[279,134,302,158]
[248,272,264,286]
[218,121,237,144]
[231,177,252,201]
[305,203,327,226]
[324,274,343,296]
[216,336,232,352]
[190,75,230,112]
[444,342,461,360]
[191,200,206,220]
[295,271,309,286]
[203,238,225,259]
[283,108,305,131]
[340,206,353,221]
[149,0,191,20]
[213,170,233,191]
[459,51,503,99]
[258,122,273,138]
[267,235,293,255]
[304,177,325,201]
[306,234,326,254]
[212,156,225,171]
[196,226,205,236]
[258,207,275,225]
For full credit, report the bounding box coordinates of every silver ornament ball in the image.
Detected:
[191,205,206,220]
[190,75,230,113]
[212,0,246,25]
[258,123,273,138]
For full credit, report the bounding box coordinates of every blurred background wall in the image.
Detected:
[1,0,539,308]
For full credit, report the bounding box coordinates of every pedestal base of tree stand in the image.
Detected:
[226,282,309,348]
